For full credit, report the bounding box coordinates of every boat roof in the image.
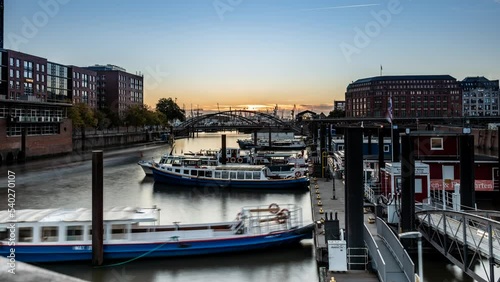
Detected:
[0,207,159,224]
[214,164,266,171]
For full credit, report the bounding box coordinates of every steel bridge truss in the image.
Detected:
[416,208,500,282]
[178,110,301,132]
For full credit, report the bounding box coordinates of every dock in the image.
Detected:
[309,176,379,282]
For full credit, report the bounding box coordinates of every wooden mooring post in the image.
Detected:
[92,150,104,266]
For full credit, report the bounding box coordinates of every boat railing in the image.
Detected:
[239,204,303,235]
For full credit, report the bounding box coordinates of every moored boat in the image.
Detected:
[0,204,313,263]
[152,163,310,190]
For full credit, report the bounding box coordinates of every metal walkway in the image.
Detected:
[416,199,500,282]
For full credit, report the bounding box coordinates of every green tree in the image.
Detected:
[68,103,97,130]
[328,109,345,118]
[124,104,147,130]
[156,98,185,124]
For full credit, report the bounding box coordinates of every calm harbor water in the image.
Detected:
[0,131,482,281]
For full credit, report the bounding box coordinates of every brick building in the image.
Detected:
[345,75,462,119]
[86,64,143,117]
[68,66,97,110]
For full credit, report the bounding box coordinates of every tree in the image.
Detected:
[68,103,97,130]
[124,104,147,130]
[68,103,97,151]
[156,98,185,124]
[328,109,346,118]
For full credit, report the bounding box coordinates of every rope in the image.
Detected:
[93,240,171,268]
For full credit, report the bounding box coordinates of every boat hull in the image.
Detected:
[1,224,314,263]
[152,167,310,190]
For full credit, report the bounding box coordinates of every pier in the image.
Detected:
[310,176,379,282]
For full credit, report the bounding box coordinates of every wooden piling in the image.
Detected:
[92,150,104,266]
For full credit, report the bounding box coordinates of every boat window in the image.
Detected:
[0,228,8,240]
[245,172,252,179]
[41,226,58,242]
[175,168,181,173]
[198,170,205,177]
[237,171,245,179]
[338,145,344,151]
[19,227,33,242]
[190,169,197,176]
[66,225,84,241]
[221,171,229,179]
[206,171,213,178]
[230,172,237,179]
[253,172,260,179]
[183,169,189,174]
[215,171,221,178]
[111,224,127,240]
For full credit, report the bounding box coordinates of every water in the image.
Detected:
[0,131,483,281]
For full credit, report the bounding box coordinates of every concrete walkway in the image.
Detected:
[0,257,88,282]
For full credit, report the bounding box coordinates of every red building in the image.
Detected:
[379,131,498,205]
[345,75,462,119]
[68,66,97,110]
[86,64,143,117]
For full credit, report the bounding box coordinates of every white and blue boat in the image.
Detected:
[151,163,310,190]
[0,204,313,263]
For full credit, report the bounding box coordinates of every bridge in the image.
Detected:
[172,110,305,137]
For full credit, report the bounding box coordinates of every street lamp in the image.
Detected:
[399,231,423,282]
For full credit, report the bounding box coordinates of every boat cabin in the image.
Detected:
[0,207,159,244]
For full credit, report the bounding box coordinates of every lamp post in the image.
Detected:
[399,231,423,282]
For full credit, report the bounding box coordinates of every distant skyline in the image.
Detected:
[4,0,500,114]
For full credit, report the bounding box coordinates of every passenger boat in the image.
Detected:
[152,163,310,190]
[138,148,250,176]
[0,204,314,263]
[237,138,306,151]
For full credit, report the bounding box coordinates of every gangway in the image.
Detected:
[416,200,500,282]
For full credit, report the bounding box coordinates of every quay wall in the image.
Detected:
[0,119,73,164]
[72,131,151,152]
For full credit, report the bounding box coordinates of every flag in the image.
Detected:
[386,96,392,123]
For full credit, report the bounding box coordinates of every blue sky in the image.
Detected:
[4,0,500,114]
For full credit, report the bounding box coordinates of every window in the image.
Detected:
[111,224,127,240]
[430,138,443,150]
[18,227,33,242]
[221,171,229,179]
[66,226,83,241]
[253,171,260,179]
[9,57,14,66]
[41,226,59,242]
[237,171,245,179]
[383,145,390,153]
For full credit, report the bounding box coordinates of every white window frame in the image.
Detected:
[430,137,444,150]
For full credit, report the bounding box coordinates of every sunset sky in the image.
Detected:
[5,0,500,115]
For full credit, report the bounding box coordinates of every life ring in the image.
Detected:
[230,157,236,163]
[268,203,280,214]
[237,157,243,163]
[295,171,301,178]
[276,209,289,224]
